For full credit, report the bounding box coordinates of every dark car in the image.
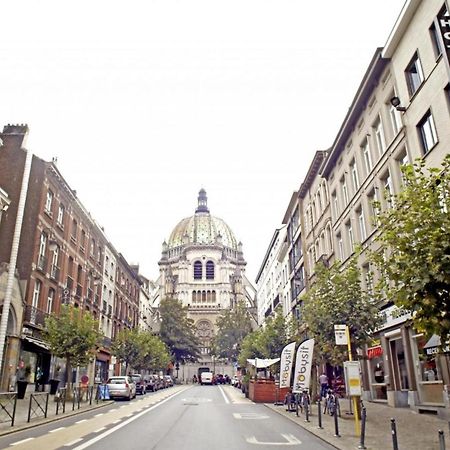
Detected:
[144,375,158,392]
[131,374,145,395]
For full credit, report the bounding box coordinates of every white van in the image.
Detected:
[200,371,213,385]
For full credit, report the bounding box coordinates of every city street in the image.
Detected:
[0,385,335,450]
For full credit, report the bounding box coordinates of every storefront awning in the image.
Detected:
[247,358,280,368]
[23,336,51,351]
[423,334,449,355]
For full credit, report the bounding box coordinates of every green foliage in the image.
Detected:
[301,255,381,364]
[44,305,101,382]
[111,329,170,372]
[159,296,201,362]
[237,309,294,366]
[212,300,253,361]
[372,156,450,343]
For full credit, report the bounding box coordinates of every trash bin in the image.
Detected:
[50,379,60,395]
[17,380,28,399]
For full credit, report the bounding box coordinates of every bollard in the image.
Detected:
[438,430,445,450]
[305,397,310,422]
[317,400,323,429]
[358,407,367,449]
[391,418,399,450]
[334,405,340,437]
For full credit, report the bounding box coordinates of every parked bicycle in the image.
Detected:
[323,388,341,417]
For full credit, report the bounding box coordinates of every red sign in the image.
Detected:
[367,346,383,359]
[81,375,89,384]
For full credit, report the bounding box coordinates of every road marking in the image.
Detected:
[109,408,117,412]
[73,388,187,450]
[49,427,66,433]
[112,419,121,424]
[246,434,302,446]
[94,427,106,433]
[65,438,83,446]
[76,419,88,424]
[218,386,230,404]
[233,412,270,420]
[94,413,104,417]
[11,438,34,446]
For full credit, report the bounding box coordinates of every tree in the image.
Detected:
[159,296,200,362]
[301,255,381,364]
[111,329,171,373]
[212,300,253,362]
[372,156,450,343]
[44,305,101,386]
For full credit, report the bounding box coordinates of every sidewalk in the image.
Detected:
[0,391,113,436]
[264,398,449,450]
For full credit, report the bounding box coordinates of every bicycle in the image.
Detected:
[323,389,341,417]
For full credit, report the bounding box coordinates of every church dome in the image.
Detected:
[167,189,238,250]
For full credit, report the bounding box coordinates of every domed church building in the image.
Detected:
[155,189,256,377]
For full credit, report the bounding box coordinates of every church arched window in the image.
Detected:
[192,291,197,303]
[194,261,203,280]
[207,290,211,302]
[212,290,216,302]
[202,290,206,302]
[206,260,215,280]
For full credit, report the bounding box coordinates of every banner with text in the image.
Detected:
[292,338,315,393]
[279,341,296,388]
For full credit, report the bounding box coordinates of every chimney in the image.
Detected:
[0,124,29,149]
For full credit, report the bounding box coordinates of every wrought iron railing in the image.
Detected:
[24,304,49,327]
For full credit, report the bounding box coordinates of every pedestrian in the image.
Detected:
[192,374,198,384]
[319,372,328,399]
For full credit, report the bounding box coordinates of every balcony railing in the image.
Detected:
[76,284,83,298]
[50,264,60,280]
[66,276,74,290]
[24,304,49,328]
[36,255,47,272]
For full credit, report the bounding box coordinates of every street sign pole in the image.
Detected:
[345,325,360,436]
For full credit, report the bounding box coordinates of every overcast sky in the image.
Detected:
[1,0,405,282]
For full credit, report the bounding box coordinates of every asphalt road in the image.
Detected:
[1,385,335,450]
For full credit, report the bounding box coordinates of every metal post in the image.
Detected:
[317,400,323,429]
[27,395,32,423]
[334,406,340,437]
[391,418,399,450]
[44,393,49,418]
[305,395,310,422]
[358,407,367,449]
[438,430,445,450]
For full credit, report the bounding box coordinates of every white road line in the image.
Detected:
[76,419,88,424]
[112,419,121,424]
[11,437,34,446]
[65,438,83,446]
[73,389,187,450]
[218,385,230,404]
[49,427,66,433]
[109,408,117,412]
[94,413,104,417]
[94,427,106,433]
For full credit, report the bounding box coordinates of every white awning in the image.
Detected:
[23,336,51,351]
[247,358,280,368]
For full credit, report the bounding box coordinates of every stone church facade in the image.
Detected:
[154,189,256,378]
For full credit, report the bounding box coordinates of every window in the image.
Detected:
[80,230,86,250]
[71,219,77,242]
[332,191,339,219]
[50,246,59,279]
[417,110,438,153]
[346,222,354,251]
[405,52,424,97]
[430,22,443,59]
[32,279,42,308]
[361,138,372,176]
[90,239,95,256]
[381,170,394,208]
[341,177,349,205]
[373,117,386,156]
[206,261,215,280]
[337,233,344,261]
[57,203,65,226]
[194,261,202,280]
[47,288,55,314]
[358,209,367,241]
[350,160,359,192]
[45,190,53,214]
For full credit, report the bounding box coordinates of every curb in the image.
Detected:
[0,400,114,437]
[263,403,343,450]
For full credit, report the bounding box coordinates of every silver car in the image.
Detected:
[106,376,136,400]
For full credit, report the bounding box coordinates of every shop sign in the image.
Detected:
[377,305,411,331]
[437,4,450,65]
[367,345,383,359]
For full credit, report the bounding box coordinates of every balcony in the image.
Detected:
[101,336,112,348]
[50,264,60,281]
[24,304,49,328]
[75,283,83,298]
[36,254,47,272]
[66,276,74,290]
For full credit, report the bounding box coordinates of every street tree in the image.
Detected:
[371,156,450,343]
[301,255,381,364]
[44,305,101,386]
[212,299,253,362]
[159,296,201,362]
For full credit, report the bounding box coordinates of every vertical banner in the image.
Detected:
[279,341,296,388]
[437,3,450,65]
[292,338,315,393]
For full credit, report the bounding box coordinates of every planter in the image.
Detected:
[17,380,28,399]
[248,379,290,403]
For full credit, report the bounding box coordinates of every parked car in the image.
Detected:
[164,375,174,387]
[131,374,146,395]
[144,375,158,392]
[106,376,136,400]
